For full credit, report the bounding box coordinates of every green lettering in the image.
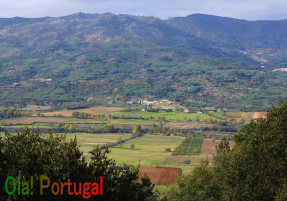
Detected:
[5,176,16,195]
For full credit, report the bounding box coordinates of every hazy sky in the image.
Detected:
[1,0,287,20]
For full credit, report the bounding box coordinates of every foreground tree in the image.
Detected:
[0,128,154,201]
[169,101,287,201]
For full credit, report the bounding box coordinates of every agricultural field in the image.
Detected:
[226,111,266,122]
[0,117,69,125]
[0,116,159,130]
[0,131,131,157]
[201,139,235,157]
[253,112,267,119]
[110,119,158,125]
[206,110,227,120]
[21,104,52,111]
[0,125,53,129]
[173,137,203,155]
[226,111,243,119]
[241,112,255,121]
[139,166,181,185]
[50,133,132,157]
[0,105,240,175]
[40,106,122,117]
[165,121,214,129]
[113,111,217,121]
[109,135,209,173]
[109,135,184,166]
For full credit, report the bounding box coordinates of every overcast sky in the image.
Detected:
[1,0,287,20]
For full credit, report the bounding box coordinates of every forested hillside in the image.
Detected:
[0,13,286,110]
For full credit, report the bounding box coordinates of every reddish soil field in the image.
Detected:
[201,139,235,157]
[139,166,182,185]
[40,106,122,117]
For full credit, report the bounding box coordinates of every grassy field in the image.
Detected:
[109,135,183,166]
[109,135,207,173]
[0,131,131,157]
[206,111,227,120]
[226,111,243,118]
[113,111,215,121]
[55,133,132,157]
[0,130,214,173]
[110,119,158,125]
[62,119,157,125]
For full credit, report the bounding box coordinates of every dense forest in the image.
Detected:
[0,107,23,118]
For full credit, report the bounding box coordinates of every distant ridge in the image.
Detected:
[0,13,286,109]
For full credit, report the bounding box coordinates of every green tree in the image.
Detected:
[168,161,221,201]
[275,180,287,201]
[0,128,154,201]
[215,138,230,155]
[103,123,115,133]
[227,118,233,124]
[238,117,245,124]
[169,101,287,201]
[132,125,142,135]
[87,97,94,103]
[233,120,256,145]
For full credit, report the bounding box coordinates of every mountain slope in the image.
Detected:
[168,14,287,66]
[0,13,286,110]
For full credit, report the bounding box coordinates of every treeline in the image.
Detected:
[52,123,146,135]
[167,101,287,201]
[53,123,119,133]
[72,112,110,119]
[113,115,168,121]
[0,107,23,119]
[71,111,219,123]
[152,123,236,139]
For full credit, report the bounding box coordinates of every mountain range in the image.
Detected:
[0,13,286,110]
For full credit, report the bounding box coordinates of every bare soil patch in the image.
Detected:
[201,139,235,157]
[139,166,181,185]
[253,112,267,119]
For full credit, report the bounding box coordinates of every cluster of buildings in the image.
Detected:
[183,109,202,114]
[127,99,173,106]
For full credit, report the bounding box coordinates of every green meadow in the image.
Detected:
[58,133,132,157]
[113,111,216,121]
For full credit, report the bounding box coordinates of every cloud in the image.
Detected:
[0,0,287,20]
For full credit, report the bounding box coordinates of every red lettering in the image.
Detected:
[91,182,99,195]
[51,182,60,195]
